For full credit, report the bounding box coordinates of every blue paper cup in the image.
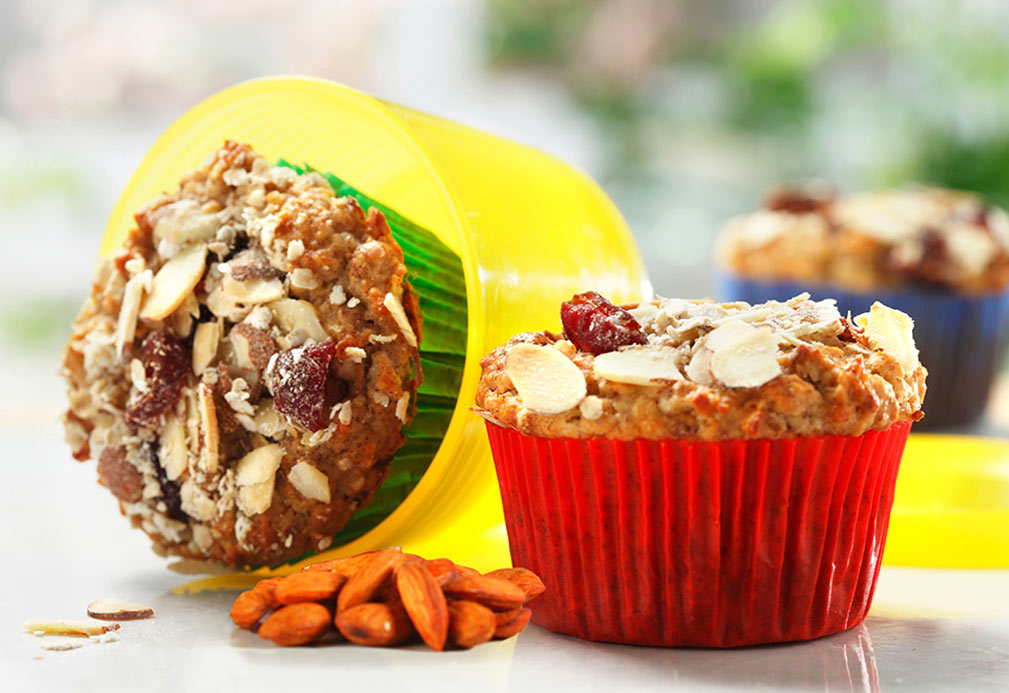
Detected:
[717,274,1009,430]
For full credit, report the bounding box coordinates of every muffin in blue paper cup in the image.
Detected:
[716,187,1009,429]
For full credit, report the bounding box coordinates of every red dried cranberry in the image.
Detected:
[124,330,189,428]
[764,188,833,215]
[269,341,338,432]
[560,291,647,355]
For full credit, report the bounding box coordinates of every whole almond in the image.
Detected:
[493,608,532,639]
[454,565,481,578]
[230,589,273,629]
[443,575,526,611]
[253,577,284,604]
[275,571,346,605]
[396,563,448,651]
[484,568,546,603]
[258,603,332,646]
[447,600,496,649]
[337,548,405,613]
[336,602,414,647]
[302,550,380,578]
[424,558,458,587]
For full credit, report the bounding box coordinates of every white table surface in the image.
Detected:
[4,421,1008,693]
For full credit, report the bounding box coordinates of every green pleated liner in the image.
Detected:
[276,160,467,563]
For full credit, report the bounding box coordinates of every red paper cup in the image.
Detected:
[485,420,911,648]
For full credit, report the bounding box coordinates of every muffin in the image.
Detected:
[475,291,925,647]
[717,186,1009,428]
[62,142,422,568]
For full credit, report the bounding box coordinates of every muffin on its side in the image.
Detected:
[62,142,421,568]
[716,187,1009,428]
[477,291,924,647]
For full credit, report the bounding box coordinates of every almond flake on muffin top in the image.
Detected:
[475,292,926,441]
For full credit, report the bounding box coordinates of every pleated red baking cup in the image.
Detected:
[485,419,912,648]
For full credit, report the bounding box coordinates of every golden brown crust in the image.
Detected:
[62,142,421,567]
[475,297,926,441]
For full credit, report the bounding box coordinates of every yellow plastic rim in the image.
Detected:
[884,432,1009,568]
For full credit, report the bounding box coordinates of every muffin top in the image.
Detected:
[717,187,1009,293]
[62,141,421,567]
[475,292,926,440]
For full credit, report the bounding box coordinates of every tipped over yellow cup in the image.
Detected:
[99,77,650,590]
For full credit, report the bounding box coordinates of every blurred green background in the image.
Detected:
[2,0,1008,424]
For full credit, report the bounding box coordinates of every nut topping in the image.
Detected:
[139,243,208,321]
[593,346,683,385]
[504,343,586,414]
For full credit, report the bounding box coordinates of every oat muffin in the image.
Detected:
[476,292,925,440]
[478,291,924,647]
[717,187,1009,293]
[62,141,422,568]
[716,186,1009,429]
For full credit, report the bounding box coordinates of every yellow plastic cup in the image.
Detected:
[98,77,650,590]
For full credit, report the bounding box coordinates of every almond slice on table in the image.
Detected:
[592,346,683,385]
[505,343,586,414]
[23,619,120,637]
[139,243,208,321]
[87,598,154,621]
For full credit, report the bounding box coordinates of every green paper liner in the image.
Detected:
[276,161,467,563]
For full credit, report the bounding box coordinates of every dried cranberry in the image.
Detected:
[269,341,338,432]
[124,330,189,429]
[560,291,647,355]
[764,188,833,215]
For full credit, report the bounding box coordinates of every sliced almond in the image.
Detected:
[23,619,120,637]
[505,343,586,414]
[593,346,683,386]
[704,319,759,352]
[115,269,151,356]
[197,383,219,474]
[153,199,220,244]
[236,444,284,486]
[140,243,208,321]
[171,291,200,338]
[192,321,221,375]
[290,268,319,290]
[237,481,275,516]
[383,292,418,347]
[221,275,286,304]
[709,327,781,388]
[180,479,217,521]
[854,302,919,373]
[87,598,154,621]
[685,347,715,385]
[268,298,328,343]
[287,461,331,503]
[158,414,188,481]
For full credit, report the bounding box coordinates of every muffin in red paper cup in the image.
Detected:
[474,292,926,647]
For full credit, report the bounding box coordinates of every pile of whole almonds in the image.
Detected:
[230,548,545,650]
